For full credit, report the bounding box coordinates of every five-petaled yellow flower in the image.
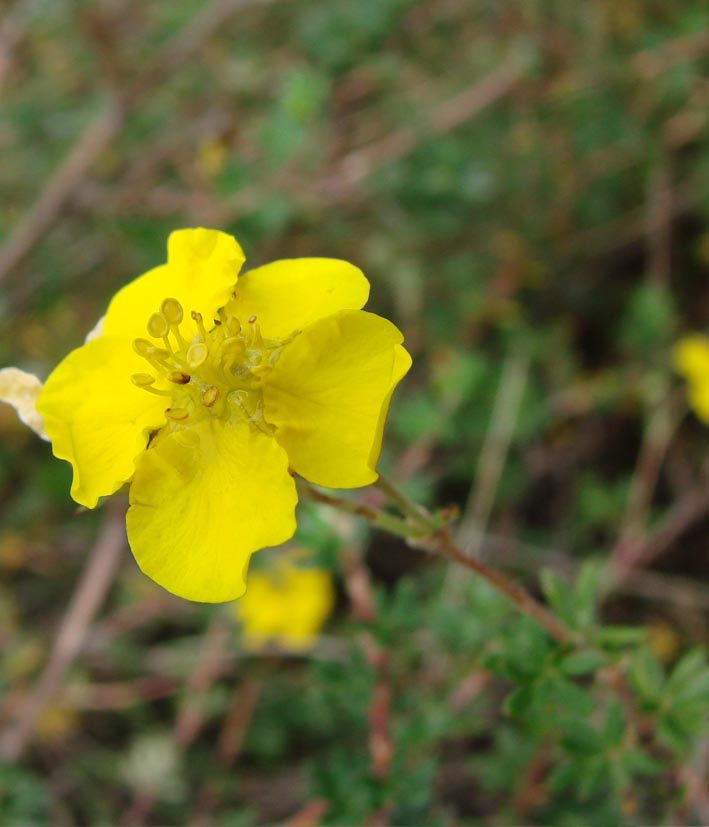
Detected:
[34,228,411,602]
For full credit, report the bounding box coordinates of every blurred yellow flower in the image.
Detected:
[234,557,335,651]
[30,228,410,602]
[673,334,709,422]
[197,138,228,179]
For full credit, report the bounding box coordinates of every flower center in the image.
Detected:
[131,296,293,432]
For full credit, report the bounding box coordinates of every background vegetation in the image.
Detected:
[1,1,709,824]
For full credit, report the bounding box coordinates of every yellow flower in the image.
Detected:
[234,555,335,651]
[673,334,709,423]
[34,228,411,602]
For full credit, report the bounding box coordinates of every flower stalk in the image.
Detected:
[370,474,573,644]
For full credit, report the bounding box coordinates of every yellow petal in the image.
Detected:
[0,367,47,439]
[126,419,297,602]
[368,344,413,471]
[227,257,370,339]
[103,229,245,340]
[688,383,709,424]
[264,310,410,488]
[673,334,709,380]
[35,336,166,508]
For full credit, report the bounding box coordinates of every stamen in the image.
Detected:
[249,364,272,379]
[133,339,171,362]
[248,317,263,348]
[132,303,284,429]
[186,342,208,368]
[147,312,169,339]
[133,338,155,357]
[202,386,219,407]
[161,298,184,325]
[159,298,188,349]
[221,337,245,362]
[131,373,172,396]
[131,373,156,387]
[191,310,207,340]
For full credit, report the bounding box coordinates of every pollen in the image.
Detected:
[131,296,294,429]
[202,386,219,407]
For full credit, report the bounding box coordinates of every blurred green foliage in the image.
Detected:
[2,0,709,824]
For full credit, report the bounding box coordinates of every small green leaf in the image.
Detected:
[560,650,606,676]
[503,685,535,718]
[561,722,604,756]
[598,626,648,649]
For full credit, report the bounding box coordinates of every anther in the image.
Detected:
[131,373,156,387]
[168,371,191,385]
[248,315,257,324]
[202,386,219,407]
[147,312,170,339]
[221,337,245,360]
[165,407,189,421]
[132,372,172,396]
[161,298,184,325]
[186,342,208,368]
[133,338,171,361]
[133,338,154,357]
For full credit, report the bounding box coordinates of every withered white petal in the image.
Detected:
[0,367,48,440]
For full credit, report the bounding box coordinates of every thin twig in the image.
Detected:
[311,477,571,643]
[0,507,126,760]
[319,55,530,201]
[456,349,530,555]
[299,481,420,540]
[0,102,122,285]
[608,390,681,585]
[420,527,571,644]
[0,0,279,286]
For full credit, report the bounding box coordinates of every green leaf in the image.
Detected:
[561,722,604,756]
[629,649,665,705]
[602,702,626,747]
[503,685,535,718]
[598,626,648,649]
[560,650,606,676]
[539,569,576,626]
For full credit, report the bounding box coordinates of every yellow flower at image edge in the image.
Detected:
[35,228,411,602]
[235,557,335,652]
[673,334,709,423]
